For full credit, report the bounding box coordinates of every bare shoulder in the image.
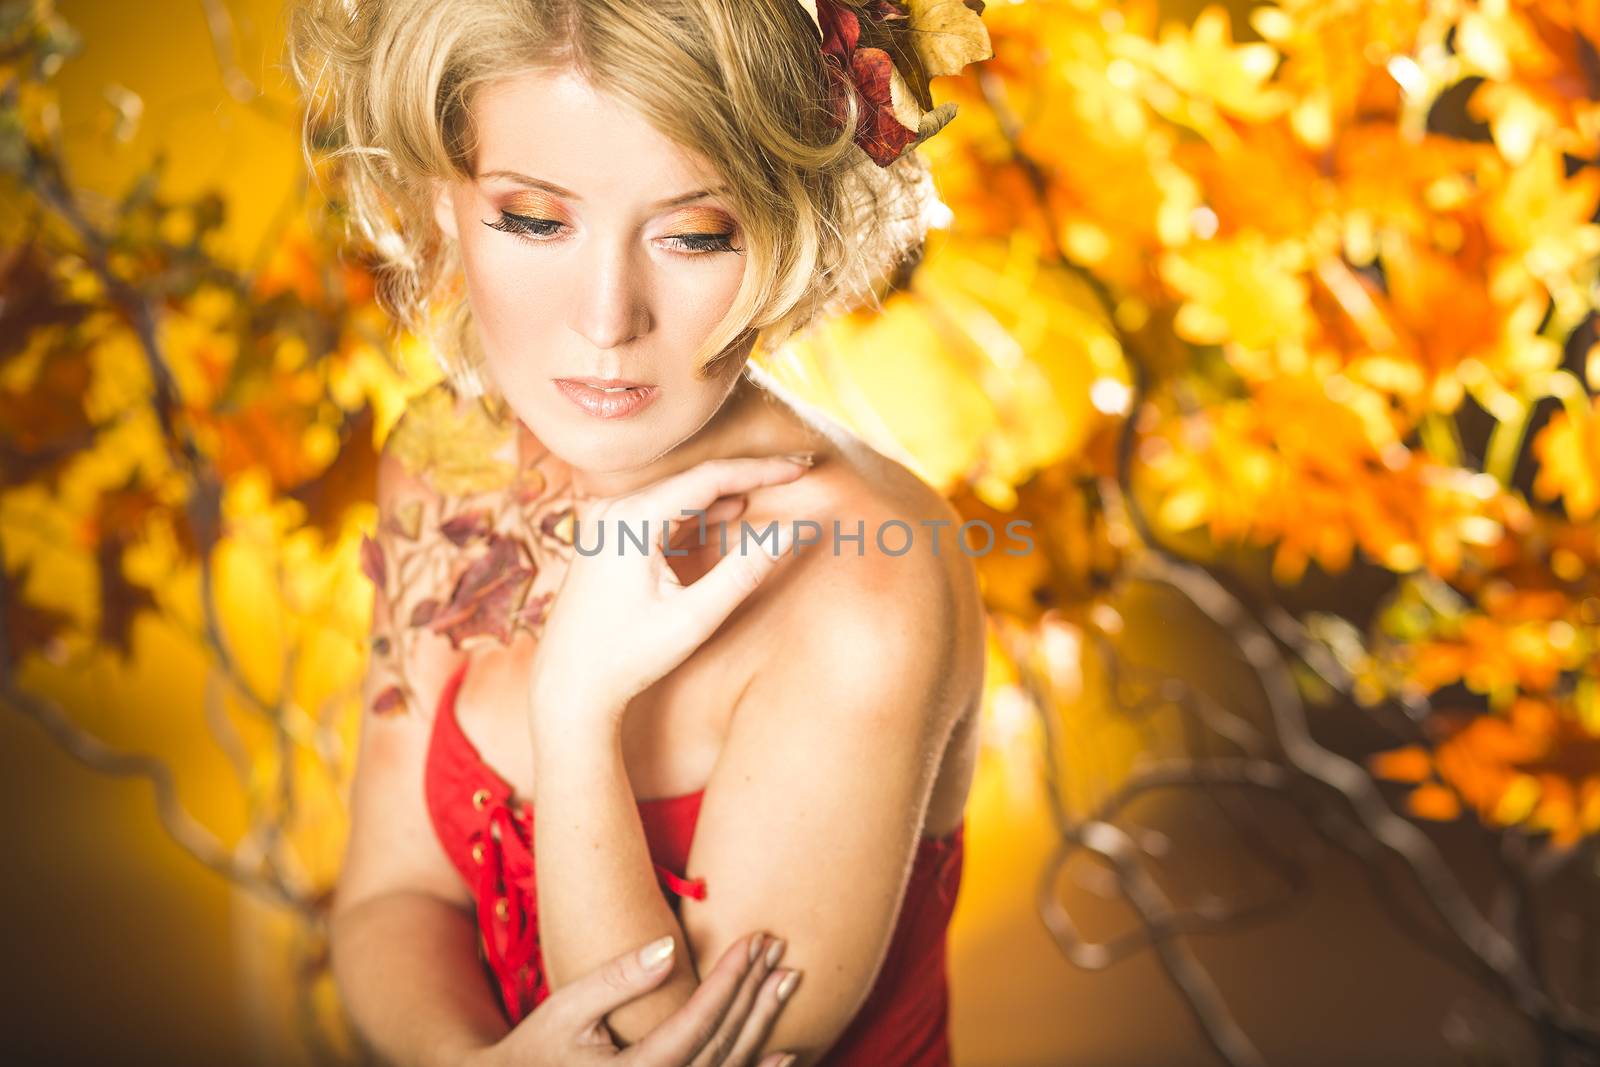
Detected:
[736,442,986,730]
[364,382,561,722]
[363,418,470,726]
[337,400,482,915]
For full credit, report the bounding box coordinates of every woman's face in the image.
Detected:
[432,66,753,472]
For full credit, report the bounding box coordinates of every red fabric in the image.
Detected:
[423,657,965,1065]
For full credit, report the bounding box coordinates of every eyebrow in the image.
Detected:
[477,170,727,210]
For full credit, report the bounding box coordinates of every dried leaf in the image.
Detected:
[289,405,381,539]
[426,534,537,649]
[440,509,494,547]
[540,506,576,546]
[388,498,425,541]
[907,0,992,78]
[385,382,516,497]
[371,685,407,716]
[360,532,386,593]
[410,598,440,627]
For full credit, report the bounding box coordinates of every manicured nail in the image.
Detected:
[749,934,766,964]
[781,451,815,467]
[776,970,800,1002]
[639,935,675,969]
[765,937,786,968]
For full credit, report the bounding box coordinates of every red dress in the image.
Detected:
[423,656,966,1065]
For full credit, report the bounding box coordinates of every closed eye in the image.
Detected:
[664,232,742,255]
[484,212,742,256]
[484,212,562,240]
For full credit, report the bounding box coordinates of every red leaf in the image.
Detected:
[360,532,386,593]
[288,405,381,540]
[515,590,554,631]
[440,508,494,546]
[371,685,406,716]
[850,47,918,166]
[410,598,440,627]
[426,534,536,649]
[814,0,919,167]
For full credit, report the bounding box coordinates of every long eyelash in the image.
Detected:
[666,232,743,255]
[484,213,743,256]
[484,212,562,240]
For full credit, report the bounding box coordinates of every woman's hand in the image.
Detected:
[458,931,800,1067]
[527,455,811,727]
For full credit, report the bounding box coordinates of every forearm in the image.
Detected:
[531,720,698,1044]
[331,889,510,1067]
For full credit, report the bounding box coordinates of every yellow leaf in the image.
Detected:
[384,381,516,497]
[908,0,993,79]
[1492,773,1541,826]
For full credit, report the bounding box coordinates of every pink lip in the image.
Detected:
[554,378,660,419]
[561,376,653,389]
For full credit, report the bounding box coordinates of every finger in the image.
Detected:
[621,932,766,1067]
[675,520,792,631]
[616,456,808,532]
[721,965,802,1067]
[666,494,747,552]
[551,934,680,1034]
[684,936,785,1067]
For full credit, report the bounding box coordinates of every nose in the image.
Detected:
[568,237,652,351]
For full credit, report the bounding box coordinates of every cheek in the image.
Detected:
[656,257,746,338]
[459,238,566,348]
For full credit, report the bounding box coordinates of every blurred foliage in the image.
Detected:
[4,0,1600,1061]
[764,0,1600,852]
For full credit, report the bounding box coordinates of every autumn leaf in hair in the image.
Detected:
[796,0,992,167]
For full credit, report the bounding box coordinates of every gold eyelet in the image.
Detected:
[472,787,492,811]
[471,842,485,865]
[494,897,510,922]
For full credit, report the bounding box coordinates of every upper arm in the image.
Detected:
[677,548,962,1065]
[336,438,470,919]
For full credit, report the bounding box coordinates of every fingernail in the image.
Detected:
[748,933,766,964]
[776,1055,798,1067]
[638,935,675,970]
[776,970,800,1002]
[781,451,816,467]
[765,937,786,968]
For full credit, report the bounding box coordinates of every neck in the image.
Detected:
[566,367,819,502]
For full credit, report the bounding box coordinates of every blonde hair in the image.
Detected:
[288,0,943,398]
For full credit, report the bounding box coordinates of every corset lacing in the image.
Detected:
[467,789,709,1017]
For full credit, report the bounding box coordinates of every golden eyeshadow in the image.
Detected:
[501,191,567,218]
[668,207,736,234]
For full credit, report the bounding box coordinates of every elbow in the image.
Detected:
[752,981,872,1067]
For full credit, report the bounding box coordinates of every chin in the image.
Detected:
[525,406,678,469]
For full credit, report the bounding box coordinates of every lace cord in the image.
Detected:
[469,793,708,1017]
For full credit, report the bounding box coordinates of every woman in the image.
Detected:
[289,2,990,1065]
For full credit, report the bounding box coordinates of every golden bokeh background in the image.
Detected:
[4,1,1599,1064]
